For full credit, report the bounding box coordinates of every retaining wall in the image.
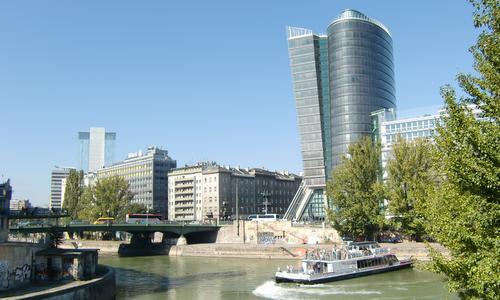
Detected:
[216,220,343,245]
[0,243,42,292]
[3,265,115,300]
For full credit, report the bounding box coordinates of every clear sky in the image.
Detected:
[0,0,478,206]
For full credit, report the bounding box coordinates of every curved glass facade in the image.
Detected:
[285,10,396,221]
[327,10,396,167]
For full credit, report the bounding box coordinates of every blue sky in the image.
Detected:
[0,1,477,206]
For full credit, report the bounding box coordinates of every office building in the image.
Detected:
[168,162,302,222]
[50,167,74,209]
[285,9,396,221]
[83,172,98,187]
[372,105,483,178]
[78,127,116,172]
[371,108,440,176]
[1,179,12,242]
[97,147,177,217]
[9,199,31,211]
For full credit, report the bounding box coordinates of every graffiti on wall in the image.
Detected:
[0,261,32,290]
[14,264,31,283]
[35,262,48,281]
[0,261,9,289]
[62,261,74,280]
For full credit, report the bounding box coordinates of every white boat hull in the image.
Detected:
[275,259,412,284]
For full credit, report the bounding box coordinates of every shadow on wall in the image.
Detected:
[184,231,218,244]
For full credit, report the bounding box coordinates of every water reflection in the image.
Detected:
[113,267,246,299]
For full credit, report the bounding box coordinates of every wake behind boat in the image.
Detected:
[275,241,412,284]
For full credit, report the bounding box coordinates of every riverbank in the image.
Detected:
[60,240,448,261]
[170,242,448,261]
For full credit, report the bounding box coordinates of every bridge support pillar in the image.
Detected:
[176,235,187,245]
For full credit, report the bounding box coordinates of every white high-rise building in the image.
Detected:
[50,167,74,209]
[78,127,116,172]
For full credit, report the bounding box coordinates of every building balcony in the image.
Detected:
[174,179,194,185]
[174,196,194,201]
[174,211,194,216]
[174,203,194,209]
[175,189,194,195]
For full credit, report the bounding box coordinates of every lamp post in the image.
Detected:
[146,207,150,225]
[236,179,239,236]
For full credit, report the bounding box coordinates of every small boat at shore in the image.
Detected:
[275,241,412,284]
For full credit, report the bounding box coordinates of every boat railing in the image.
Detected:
[304,245,391,261]
[373,247,390,255]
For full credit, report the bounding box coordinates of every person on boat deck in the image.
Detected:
[307,265,314,274]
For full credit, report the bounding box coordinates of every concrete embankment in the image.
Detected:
[169,242,448,261]
[1,265,115,300]
[60,240,447,261]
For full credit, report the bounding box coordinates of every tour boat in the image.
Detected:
[275,241,412,284]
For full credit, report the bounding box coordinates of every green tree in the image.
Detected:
[425,1,500,298]
[62,169,84,220]
[47,227,64,248]
[79,176,137,222]
[326,136,384,240]
[385,137,437,240]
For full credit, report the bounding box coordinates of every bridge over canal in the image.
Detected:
[10,223,221,252]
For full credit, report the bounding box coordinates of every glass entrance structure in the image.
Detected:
[284,10,396,221]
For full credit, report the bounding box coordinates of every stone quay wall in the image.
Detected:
[216,220,343,245]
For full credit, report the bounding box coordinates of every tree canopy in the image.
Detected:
[79,176,139,222]
[385,137,437,240]
[326,136,384,240]
[62,169,84,220]
[425,1,499,298]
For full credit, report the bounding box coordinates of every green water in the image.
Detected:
[100,255,457,300]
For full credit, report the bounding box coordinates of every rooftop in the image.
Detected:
[328,9,391,36]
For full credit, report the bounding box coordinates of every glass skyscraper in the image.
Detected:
[78,127,116,173]
[284,9,396,221]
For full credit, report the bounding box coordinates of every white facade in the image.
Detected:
[380,114,440,172]
[168,166,204,221]
[83,172,97,187]
[50,167,74,209]
[78,127,116,173]
[372,105,485,181]
[60,178,67,208]
[9,199,31,211]
[88,127,105,172]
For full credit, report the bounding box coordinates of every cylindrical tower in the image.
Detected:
[327,9,396,168]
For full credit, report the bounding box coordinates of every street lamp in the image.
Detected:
[146,207,150,225]
[236,179,239,236]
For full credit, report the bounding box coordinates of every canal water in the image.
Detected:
[100,255,457,300]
